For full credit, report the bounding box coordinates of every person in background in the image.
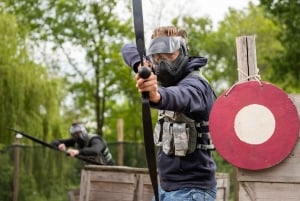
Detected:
[51,121,115,165]
[121,26,217,201]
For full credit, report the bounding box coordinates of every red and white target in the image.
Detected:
[209,81,299,170]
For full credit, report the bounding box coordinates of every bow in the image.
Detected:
[132,0,159,200]
[7,128,103,165]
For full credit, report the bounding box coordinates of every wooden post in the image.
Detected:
[234,35,260,201]
[13,133,22,201]
[236,36,259,81]
[117,118,124,166]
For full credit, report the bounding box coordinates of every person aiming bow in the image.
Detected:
[51,121,115,165]
[122,26,217,201]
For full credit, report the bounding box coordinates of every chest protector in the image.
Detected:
[154,110,214,156]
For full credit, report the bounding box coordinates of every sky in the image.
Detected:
[118,0,259,44]
[166,0,259,22]
[35,0,259,73]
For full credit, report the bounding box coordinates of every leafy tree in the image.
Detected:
[0,13,65,145]
[259,0,300,92]
[0,13,78,201]
[0,0,142,140]
[174,2,282,94]
[0,152,13,200]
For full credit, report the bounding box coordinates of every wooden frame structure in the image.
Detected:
[235,36,300,201]
[77,166,229,201]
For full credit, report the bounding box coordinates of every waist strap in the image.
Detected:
[197,144,215,150]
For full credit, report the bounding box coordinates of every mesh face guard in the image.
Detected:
[147,37,187,56]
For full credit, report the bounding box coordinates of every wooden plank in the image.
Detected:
[216,173,230,201]
[89,185,134,201]
[140,174,154,201]
[89,182,135,192]
[289,94,300,119]
[79,169,90,201]
[236,36,258,81]
[235,35,257,201]
[239,182,300,201]
[135,174,143,201]
[89,191,133,201]
[84,165,149,174]
[89,171,137,183]
[237,138,300,183]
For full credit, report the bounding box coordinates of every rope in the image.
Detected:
[224,68,262,97]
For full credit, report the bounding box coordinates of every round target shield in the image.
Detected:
[209,81,299,170]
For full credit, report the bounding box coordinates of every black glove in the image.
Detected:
[50,140,60,148]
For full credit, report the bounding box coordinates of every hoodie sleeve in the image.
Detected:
[79,137,105,156]
[150,75,215,121]
[50,138,76,148]
[121,44,141,73]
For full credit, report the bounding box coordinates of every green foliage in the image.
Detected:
[0,146,81,201]
[19,147,81,201]
[0,12,75,201]
[259,0,300,92]
[1,0,138,138]
[175,2,282,94]
[0,14,66,144]
[0,153,13,200]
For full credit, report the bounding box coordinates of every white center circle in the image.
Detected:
[234,104,276,144]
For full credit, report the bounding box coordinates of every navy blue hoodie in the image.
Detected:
[121,44,217,191]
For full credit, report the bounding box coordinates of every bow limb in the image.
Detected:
[132,0,159,200]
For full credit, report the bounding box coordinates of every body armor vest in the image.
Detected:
[154,110,214,156]
[75,134,113,165]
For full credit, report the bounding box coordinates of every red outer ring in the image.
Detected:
[209,81,299,170]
